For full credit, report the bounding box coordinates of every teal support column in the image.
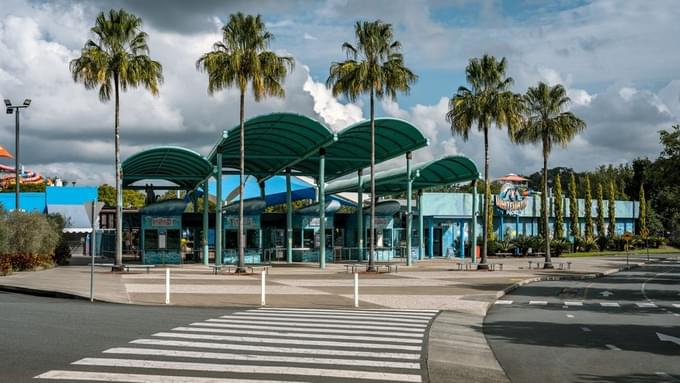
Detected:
[428,220,434,259]
[471,180,478,264]
[357,169,363,261]
[286,168,292,264]
[202,181,209,265]
[500,213,504,240]
[417,189,424,260]
[459,221,465,259]
[259,181,266,199]
[406,152,413,266]
[318,148,326,269]
[215,153,223,266]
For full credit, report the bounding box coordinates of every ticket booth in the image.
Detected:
[363,200,402,261]
[140,200,187,265]
[223,198,265,264]
[293,200,340,263]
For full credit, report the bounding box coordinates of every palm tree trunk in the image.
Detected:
[237,90,246,273]
[543,136,553,268]
[114,73,123,270]
[368,88,376,272]
[479,124,489,270]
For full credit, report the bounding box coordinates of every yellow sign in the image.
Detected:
[623,232,633,241]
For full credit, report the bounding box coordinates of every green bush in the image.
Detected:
[551,239,570,256]
[0,210,63,274]
[513,235,531,255]
[580,237,598,252]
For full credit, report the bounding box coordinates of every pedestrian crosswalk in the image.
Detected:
[494,299,680,310]
[35,308,439,383]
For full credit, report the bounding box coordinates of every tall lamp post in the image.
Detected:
[4,99,31,211]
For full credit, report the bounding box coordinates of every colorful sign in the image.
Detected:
[494,182,528,216]
[149,217,178,228]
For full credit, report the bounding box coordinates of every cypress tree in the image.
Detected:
[597,183,605,240]
[584,176,593,239]
[487,189,495,240]
[608,181,616,237]
[639,185,647,237]
[569,173,579,238]
[554,175,564,239]
[539,178,546,237]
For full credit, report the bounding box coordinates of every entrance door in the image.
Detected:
[433,228,442,257]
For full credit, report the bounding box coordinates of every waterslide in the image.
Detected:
[0,145,47,188]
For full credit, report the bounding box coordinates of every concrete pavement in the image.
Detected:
[1,253,670,382]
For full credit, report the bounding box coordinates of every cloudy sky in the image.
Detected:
[1,0,679,185]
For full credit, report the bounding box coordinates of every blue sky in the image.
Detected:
[1,0,680,185]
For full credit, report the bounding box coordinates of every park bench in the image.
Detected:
[495,252,512,258]
[454,262,474,271]
[557,261,572,270]
[489,263,504,271]
[209,264,269,274]
[376,263,399,273]
[123,264,156,273]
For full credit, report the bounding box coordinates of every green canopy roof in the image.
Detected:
[293,117,429,180]
[325,155,480,195]
[207,113,335,177]
[122,146,213,190]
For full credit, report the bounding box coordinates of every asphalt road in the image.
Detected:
[485,258,680,383]
[0,292,435,383]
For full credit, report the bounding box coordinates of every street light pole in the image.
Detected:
[4,99,31,211]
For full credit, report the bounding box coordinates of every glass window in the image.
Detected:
[383,229,393,248]
[246,230,259,248]
[225,230,237,249]
[303,229,314,248]
[166,229,180,250]
[144,230,158,249]
[293,229,302,247]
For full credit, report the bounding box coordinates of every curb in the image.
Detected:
[0,284,96,302]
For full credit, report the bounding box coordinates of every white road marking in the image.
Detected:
[130,339,420,360]
[221,315,429,328]
[171,326,423,344]
[636,302,657,308]
[256,308,437,318]
[232,312,430,324]
[564,301,583,306]
[581,327,591,332]
[605,344,621,351]
[190,322,424,337]
[566,314,575,318]
[674,313,680,317]
[152,332,422,351]
[657,332,680,346]
[261,307,439,313]
[35,370,304,383]
[599,291,614,297]
[103,347,421,369]
[205,318,425,332]
[529,300,548,305]
[672,304,680,308]
[495,300,513,305]
[72,358,423,383]
[600,302,620,307]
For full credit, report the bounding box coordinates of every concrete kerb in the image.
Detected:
[0,284,98,302]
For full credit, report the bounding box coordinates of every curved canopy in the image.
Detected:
[325,155,480,195]
[122,146,213,190]
[208,113,335,177]
[293,118,429,180]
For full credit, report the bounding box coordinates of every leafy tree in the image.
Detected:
[71,9,163,267]
[554,175,564,239]
[445,54,522,269]
[98,184,145,208]
[513,82,586,268]
[328,20,416,271]
[584,176,594,240]
[639,184,647,237]
[596,183,605,247]
[608,181,616,237]
[569,173,579,238]
[197,13,294,273]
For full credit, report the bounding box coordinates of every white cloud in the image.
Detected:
[302,66,363,131]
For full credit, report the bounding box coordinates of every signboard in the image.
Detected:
[151,217,177,228]
[494,182,528,216]
[303,217,331,228]
[622,231,633,241]
[225,216,259,229]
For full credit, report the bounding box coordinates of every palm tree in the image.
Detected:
[70,9,163,268]
[446,55,522,270]
[197,13,294,273]
[327,20,417,271]
[513,82,586,268]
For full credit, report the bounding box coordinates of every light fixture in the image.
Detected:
[3,99,10,107]
[23,99,31,106]
[5,108,12,115]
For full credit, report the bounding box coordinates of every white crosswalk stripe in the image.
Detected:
[600,302,620,307]
[35,308,436,382]
[493,300,673,309]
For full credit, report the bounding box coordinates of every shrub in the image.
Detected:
[496,238,515,253]
[513,235,530,255]
[0,255,10,276]
[551,239,570,256]
[580,237,598,252]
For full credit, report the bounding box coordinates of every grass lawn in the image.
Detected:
[562,246,680,258]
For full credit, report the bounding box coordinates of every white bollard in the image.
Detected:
[165,268,170,305]
[354,272,359,308]
[261,269,266,306]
